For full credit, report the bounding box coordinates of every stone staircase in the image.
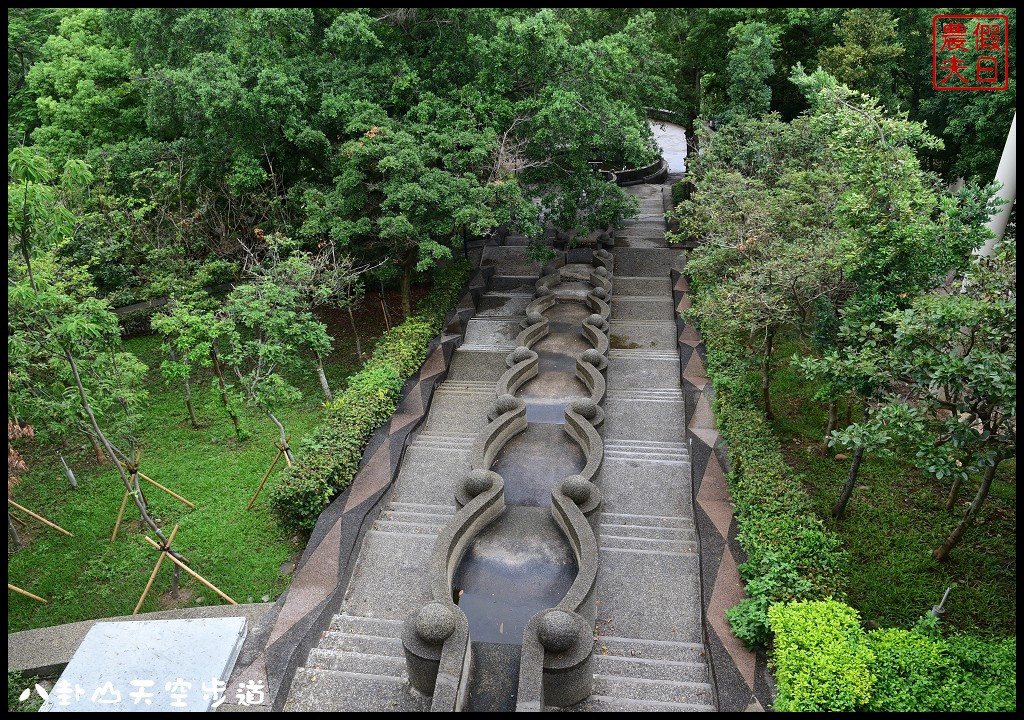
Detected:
[564,182,715,712]
[285,186,717,712]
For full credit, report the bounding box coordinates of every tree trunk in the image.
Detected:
[266,410,294,464]
[944,476,964,511]
[844,399,854,427]
[832,445,865,519]
[169,347,200,428]
[761,329,774,421]
[89,434,106,464]
[57,449,77,489]
[16,193,162,543]
[400,255,413,318]
[170,564,181,599]
[64,346,166,544]
[183,374,199,428]
[824,400,838,444]
[8,514,21,548]
[933,460,999,562]
[315,353,333,402]
[347,305,363,360]
[210,345,242,439]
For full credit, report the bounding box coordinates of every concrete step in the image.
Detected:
[612,277,674,296]
[607,349,679,359]
[328,614,405,638]
[409,432,475,452]
[569,693,714,712]
[366,525,440,543]
[603,452,689,465]
[371,519,446,535]
[605,388,684,402]
[594,653,710,684]
[592,673,715,707]
[383,502,455,519]
[605,438,689,450]
[286,667,428,712]
[598,522,695,541]
[456,343,513,352]
[305,648,406,679]
[319,630,405,658]
[599,534,697,555]
[604,439,689,464]
[595,636,707,664]
[601,512,692,530]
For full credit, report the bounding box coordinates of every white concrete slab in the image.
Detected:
[39,617,248,712]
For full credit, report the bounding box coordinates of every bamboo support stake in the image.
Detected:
[10,511,28,527]
[143,535,236,605]
[247,447,283,511]
[7,499,73,537]
[116,462,195,508]
[8,583,47,604]
[138,472,195,508]
[111,491,130,541]
[276,442,292,471]
[133,524,179,614]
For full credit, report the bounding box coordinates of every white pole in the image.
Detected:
[978,112,1016,258]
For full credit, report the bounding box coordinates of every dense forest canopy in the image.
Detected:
[8,8,1014,312]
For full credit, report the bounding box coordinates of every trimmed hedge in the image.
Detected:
[770,601,1016,712]
[271,260,471,530]
[699,327,846,648]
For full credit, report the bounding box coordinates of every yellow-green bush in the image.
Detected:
[768,600,875,711]
[770,600,1017,712]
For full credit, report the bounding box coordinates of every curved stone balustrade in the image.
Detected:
[404,243,616,711]
[472,394,528,471]
[515,248,615,710]
[575,355,607,406]
[495,347,540,398]
[404,469,506,709]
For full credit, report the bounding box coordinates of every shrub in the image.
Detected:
[270,260,471,530]
[770,601,1017,712]
[670,179,692,208]
[116,306,160,338]
[700,324,846,647]
[769,600,875,712]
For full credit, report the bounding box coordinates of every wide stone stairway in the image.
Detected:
[284,183,714,712]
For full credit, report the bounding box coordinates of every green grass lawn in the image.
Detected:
[7,302,394,633]
[768,338,1016,637]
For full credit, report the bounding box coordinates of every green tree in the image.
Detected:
[26,8,144,158]
[725,21,777,120]
[7,149,164,542]
[674,113,851,419]
[222,235,334,457]
[8,7,62,144]
[817,9,907,113]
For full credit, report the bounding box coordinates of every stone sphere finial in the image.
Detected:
[416,603,456,644]
[569,398,598,420]
[539,610,577,653]
[463,469,495,498]
[491,393,521,417]
[580,349,605,367]
[584,314,605,327]
[561,475,592,505]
